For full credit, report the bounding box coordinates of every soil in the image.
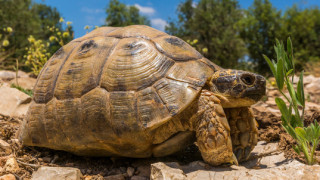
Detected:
[254,99,320,163]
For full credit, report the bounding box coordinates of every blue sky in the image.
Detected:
[35,0,320,38]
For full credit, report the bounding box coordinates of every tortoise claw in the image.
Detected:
[231,153,239,166]
[235,148,243,161]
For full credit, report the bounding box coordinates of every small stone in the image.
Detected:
[31,167,82,180]
[42,157,52,163]
[4,157,19,173]
[126,167,135,177]
[0,139,11,154]
[131,176,148,180]
[104,174,125,180]
[107,168,122,176]
[151,162,187,180]
[86,169,92,174]
[51,155,59,164]
[136,165,150,177]
[0,174,16,180]
[119,166,126,173]
[65,162,74,166]
[84,175,103,180]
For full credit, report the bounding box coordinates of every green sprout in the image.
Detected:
[263,37,320,165]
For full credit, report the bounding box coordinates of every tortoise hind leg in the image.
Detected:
[225,107,258,162]
[152,131,196,157]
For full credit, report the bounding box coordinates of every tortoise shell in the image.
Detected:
[21,25,218,155]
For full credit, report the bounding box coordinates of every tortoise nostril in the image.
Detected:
[241,74,255,85]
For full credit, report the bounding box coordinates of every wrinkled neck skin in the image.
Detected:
[208,69,266,108]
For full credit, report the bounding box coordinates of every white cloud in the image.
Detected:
[134,4,155,15]
[81,7,104,14]
[151,18,167,31]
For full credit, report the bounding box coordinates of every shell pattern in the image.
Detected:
[21,25,218,156]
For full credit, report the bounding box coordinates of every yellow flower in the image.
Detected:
[62,32,70,38]
[193,39,198,44]
[28,36,35,43]
[202,47,208,53]
[2,40,9,47]
[57,32,61,36]
[95,26,99,29]
[6,27,13,33]
[49,36,56,42]
[66,21,72,25]
[84,25,90,30]
[59,17,64,23]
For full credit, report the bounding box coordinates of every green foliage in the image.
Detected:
[166,0,246,69]
[264,37,320,165]
[0,27,14,63]
[282,5,320,71]
[239,0,282,74]
[105,0,150,26]
[0,0,73,70]
[24,36,50,76]
[10,83,33,97]
[24,19,73,76]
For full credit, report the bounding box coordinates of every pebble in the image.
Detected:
[0,139,11,154]
[4,157,19,173]
[119,166,126,173]
[126,167,135,177]
[131,176,148,180]
[31,166,82,180]
[0,174,16,180]
[42,157,52,163]
[104,174,125,180]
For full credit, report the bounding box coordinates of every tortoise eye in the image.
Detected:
[241,74,255,85]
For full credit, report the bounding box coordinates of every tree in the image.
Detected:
[105,0,150,26]
[238,0,282,74]
[166,0,246,69]
[0,0,72,70]
[282,6,320,70]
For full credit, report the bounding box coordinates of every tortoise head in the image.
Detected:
[209,69,266,108]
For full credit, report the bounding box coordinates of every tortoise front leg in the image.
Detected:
[195,90,237,166]
[224,107,258,162]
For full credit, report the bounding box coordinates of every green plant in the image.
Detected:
[0,27,14,62]
[263,37,320,165]
[10,83,33,97]
[24,19,73,76]
[24,35,50,76]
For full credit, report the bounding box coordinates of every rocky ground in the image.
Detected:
[1,70,320,180]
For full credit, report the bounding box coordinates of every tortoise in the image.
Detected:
[19,25,266,166]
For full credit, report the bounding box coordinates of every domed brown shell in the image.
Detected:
[22,25,217,151]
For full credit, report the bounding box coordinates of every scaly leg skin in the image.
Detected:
[224,107,258,162]
[195,90,237,166]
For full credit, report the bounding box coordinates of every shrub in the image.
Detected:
[24,20,73,76]
[263,37,320,165]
